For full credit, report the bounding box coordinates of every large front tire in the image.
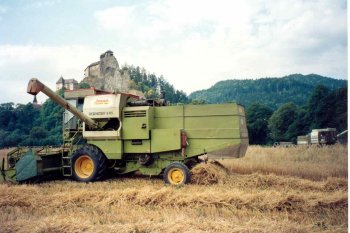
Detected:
[163,162,191,185]
[72,145,107,182]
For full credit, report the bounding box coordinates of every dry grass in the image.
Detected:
[0,145,348,233]
[191,160,229,185]
[222,144,348,180]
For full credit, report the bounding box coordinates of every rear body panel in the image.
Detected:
[119,103,248,159]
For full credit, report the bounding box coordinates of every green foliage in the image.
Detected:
[268,103,297,142]
[38,91,64,146]
[307,85,347,132]
[189,74,347,109]
[0,103,15,130]
[30,126,48,139]
[265,85,347,143]
[246,103,273,144]
[0,90,64,148]
[308,85,331,129]
[0,103,41,147]
[285,106,310,142]
[125,65,189,104]
[79,82,90,89]
[334,87,347,131]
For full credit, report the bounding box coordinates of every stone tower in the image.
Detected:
[83,50,130,93]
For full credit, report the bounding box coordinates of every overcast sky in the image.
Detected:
[0,0,347,104]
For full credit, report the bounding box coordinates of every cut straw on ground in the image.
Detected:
[0,145,347,233]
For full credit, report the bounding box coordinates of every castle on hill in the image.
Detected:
[55,50,131,93]
[82,50,131,93]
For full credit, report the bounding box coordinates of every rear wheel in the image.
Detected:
[163,162,190,185]
[72,145,107,182]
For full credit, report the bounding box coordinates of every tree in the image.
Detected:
[334,87,347,131]
[79,82,90,89]
[246,103,273,144]
[30,127,48,139]
[286,106,310,142]
[14,103,40,131]
[306,85,348,133]
[268,102,297,142]
[124,65,190,104]
[307,85,332,129]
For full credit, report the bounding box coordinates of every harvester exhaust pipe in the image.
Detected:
[27,78,99,129]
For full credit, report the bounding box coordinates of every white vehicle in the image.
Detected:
[310,128,337,145]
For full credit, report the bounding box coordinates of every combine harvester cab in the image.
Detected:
[1,78,248,185]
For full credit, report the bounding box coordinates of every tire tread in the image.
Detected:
[72,144,107,182]
[163,162,191,185]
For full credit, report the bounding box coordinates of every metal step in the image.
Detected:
[62,156,72,177]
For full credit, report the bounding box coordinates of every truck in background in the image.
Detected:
[297,128,339,145]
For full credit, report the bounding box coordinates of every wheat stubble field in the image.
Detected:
[0,145,347,233]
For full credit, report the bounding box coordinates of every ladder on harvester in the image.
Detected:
[62,129,82,177]
[62,155,72,177]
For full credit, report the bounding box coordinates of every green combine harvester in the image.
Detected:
[1,78,248,185]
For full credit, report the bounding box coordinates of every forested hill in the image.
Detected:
[189,74,347,109]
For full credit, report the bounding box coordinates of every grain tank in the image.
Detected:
[1,78,248,185]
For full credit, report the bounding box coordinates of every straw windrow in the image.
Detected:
[0,145,347,233]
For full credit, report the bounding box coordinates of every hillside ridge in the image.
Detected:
[189,74,347,109]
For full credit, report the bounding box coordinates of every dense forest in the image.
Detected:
[247,86,347,144]
[189,74,347,109]
[0,69,347,148]
[0,91,64,148]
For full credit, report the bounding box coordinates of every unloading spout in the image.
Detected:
[27,78,45,95]
[27,78,99,129]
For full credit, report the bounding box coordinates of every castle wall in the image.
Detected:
[82,51,130,93]
[84,64,99,79]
